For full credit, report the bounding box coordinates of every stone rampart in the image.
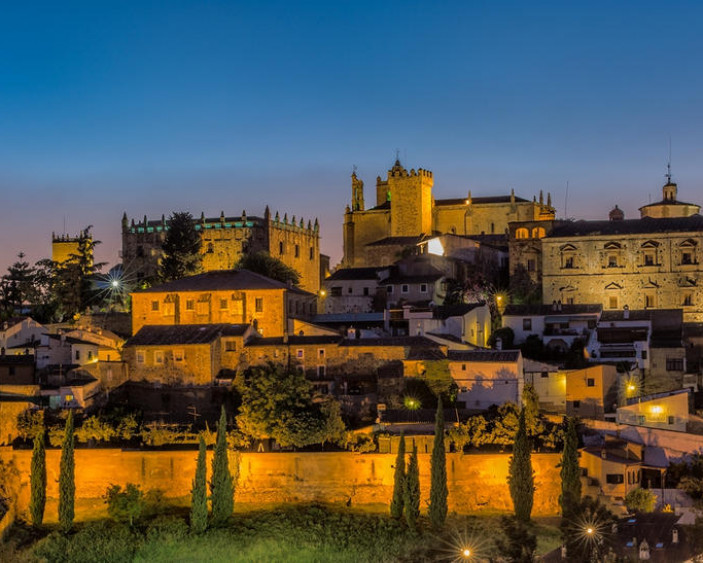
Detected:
[3,449,561,517]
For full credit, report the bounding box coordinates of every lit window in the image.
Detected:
[151,300,160,312]
[154,350,164,364]
[515,228,529,239]
[185,300,194,311]
[65,394,74,403]
[255,298,263,313]
[220,299,228,310]
[225,341,237,352]
[136,350,145,364]
[608,296,618,309]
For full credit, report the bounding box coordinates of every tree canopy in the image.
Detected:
[235,251,300,286]
[159,212,202,282]
[236,363,345,448]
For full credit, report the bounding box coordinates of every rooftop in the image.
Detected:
[126,324,250,346]
[325,267,381,281]
[547,214,703,238]
[435,195,530,206]
[503,304,602,316]
[134,269,312,296]
[448,349,521,362]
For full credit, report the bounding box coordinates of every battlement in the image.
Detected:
[123,209,319,235]
[52,232,90,243]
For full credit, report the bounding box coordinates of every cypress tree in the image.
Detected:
[210,406,234,526]
[508,408,534,522]
[58,410,75,533]
[29,428,47,527]
[559,417,581,518]
[429,397,448,529]
[390,433,406,519]
[404,442,420,531]
[190,435,208,533]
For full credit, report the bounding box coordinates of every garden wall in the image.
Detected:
[2,448,561,517]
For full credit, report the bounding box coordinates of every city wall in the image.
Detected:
[2,449,561,517]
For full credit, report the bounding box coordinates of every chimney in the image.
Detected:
[496,337,502,351]
[623,305,630,320]
[552,300,558,311]
[601,448,607,460]
[672,528,679,544]
[557,300,562,312]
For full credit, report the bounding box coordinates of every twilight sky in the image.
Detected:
[2,1,703,273]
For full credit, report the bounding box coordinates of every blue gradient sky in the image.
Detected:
[2,1,703,272]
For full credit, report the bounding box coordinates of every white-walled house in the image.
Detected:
[502,303,601,349]
[448,349,524,410]
[616,389,691,432]
[322,267,385,314]
[523,358,565,413]
[405,302,492,347]
[0,317,45,356]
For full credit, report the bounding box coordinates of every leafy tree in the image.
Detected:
[508,408,534,522]
[559,417,581,519]
[429,398,448,529]
[489,326,515,349]
[509,264,541,304]
[390,433,406,519]
[0,253,40,318]
[159,212,202,282]
[52,227,105,320]
[404,442,420,531]
[235,251,300,286]
[190,436,208,533]
[104,483,145,526]
[17,409,44,440]
[58,410,75,533]
[495,515,537,562]
[448,415,490,451]
[236,363,345,448]
[210,406,234,527]
[29,429,47,527]
[75,416,117,443]
[624,487,657,513]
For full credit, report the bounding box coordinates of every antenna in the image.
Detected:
[564,181,569,219]
[394,148,400,162]
[666,136,672,183]
[352,164,357,175]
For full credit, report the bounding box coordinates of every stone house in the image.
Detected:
[565,364,618,420]
[123,323,253,385]
[130,269,316,337]
[616,389,691,432]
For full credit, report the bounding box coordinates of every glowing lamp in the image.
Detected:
[586,527,594,535]
[651,405,663,414]
[461,547,472,558]
[111,280,120,288]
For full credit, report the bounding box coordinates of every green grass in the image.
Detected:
[2,505,562,562]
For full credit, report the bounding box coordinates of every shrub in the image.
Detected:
[145,514,189,542]
[624,488,657,513]
[104,483,145,526]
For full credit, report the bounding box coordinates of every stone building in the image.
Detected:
[130,269,317,337]
[51,232,92,266]
[121,207,321,293]
[509,178,703,321]
[342,160,555,268]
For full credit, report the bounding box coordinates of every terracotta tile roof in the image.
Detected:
[547,215,703,238]
[448,349,521,362]
[134,269,313,296]
[126,324,249,346]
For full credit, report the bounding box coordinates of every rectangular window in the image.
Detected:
[641,350,647,360]
[255,298,264,313]
[608,255,618,267]
[87,350,93,360]
[196,301,208,315]
[65,394,74,403]
[279,241,284,255]
[220,299,228,310]
[587,378,595,387]
[154,350,164,365]
[348,287,353,294]
[386,285,394,294]
[317,365,326,377]
[173,349,184,362]
[330,286,342,297]
[523,319,532,331]
[297,349,304,359]
[295,244,299,258]
[462,364,466,371]
[564,256,574,269]
[682,252,693,265]
[668,416,675,425]
[527,259,535,272]
[401,284,409,293]
[541,371,548,378]
[310,247,314,260]
[609,296,618,309]
[645,294,655,308]
[136,350,145,364]
[573,400,580,408]
[363,287,369,296]
[644,253,654,266]
[163,302,174,316]
[75,350,81,361]
[318,349,325,358]
[606,474,624,485]
[225,341,237,352]
[420,284,428,293]
[151,300,160,312]
[666,358,684,371]
[683,292,693,306]
[185,300,195,311]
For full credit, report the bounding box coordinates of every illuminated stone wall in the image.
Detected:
[3,448,561,517]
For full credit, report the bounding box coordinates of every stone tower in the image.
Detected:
[385,159,433,237]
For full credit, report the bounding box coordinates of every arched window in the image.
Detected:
[532,227,546,238]
[515,228,529,239]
